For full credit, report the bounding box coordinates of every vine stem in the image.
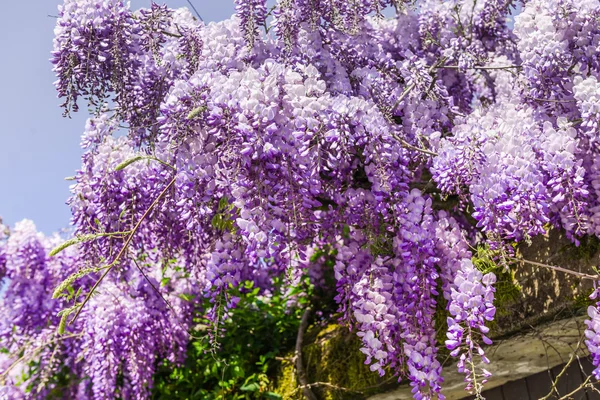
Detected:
[391,134,439,156]
[69,176,177,325]
[0,333,83,382]
[436,64,522,71]
[295,307,317,400]
[508,257,600,281]
[392,58,446,112]
[562,375,592,399]
[185,0,203,21]
[539,332,586,400]
[389,58,446,157]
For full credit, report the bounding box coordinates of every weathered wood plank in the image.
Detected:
[526,370,555,399]
[501,378,529,400]
[581,357,599,400]
[562,362,587,400]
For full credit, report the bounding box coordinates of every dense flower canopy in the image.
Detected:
[2,0,600,398]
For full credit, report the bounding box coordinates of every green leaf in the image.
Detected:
[53,266,101,299]
[187,105,207,120]
[211,214,223,230]
[240,383,260,392]
[48,234,93,257]
[114,155,145,171]
[57,313,68,335]
[178,293,196,302]
[218,196,229,211]
[56,302,83,334]
[49,231,130,257]
[342,224,350,238]
[265,393,283,399]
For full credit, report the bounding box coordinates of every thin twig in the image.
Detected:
[391,133,439,156]
[69,176,177,325]
[539,325,587,399]
[292,382,363,394]
[392,81,417,111]
[526,96,576,104]
[392,59,445,111]
[161,30,183,39]
[437,64,522,71]
[389,59,444,157]
[559,375,592,399]
[295,307,318,400]
[186,0,204,21]
[132,259,176,314]
[0,333,82,382]
[508,257,600,281]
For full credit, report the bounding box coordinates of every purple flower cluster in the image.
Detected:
[0,219,196,399]
[52,0,202,137]
[513,0,574,115]
[51,0,139,114]
[352,260,397,376]
[574,76,600,136]
[235,0,267,48]
[334,190,463,398]
[79,277,190,399]
[433,100,589,242]
[0,221,80,398]
[446,259,496,394]
[392,190,443,399]
[585,287,600,380]
[433,211,473,301]
[7,0,600,398]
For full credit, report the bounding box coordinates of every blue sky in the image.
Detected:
[0,1,235,235]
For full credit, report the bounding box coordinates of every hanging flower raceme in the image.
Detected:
[51,0,140,114]
[352,259,397,376]
[79,276,191,400]
[446,259,496,394]
[433,211,473,301]
[585,286,600,380]
[235,0,267,49]
[0,221,81,399]
[392,190,444,399]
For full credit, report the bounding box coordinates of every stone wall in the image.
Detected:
[272,229,600,399]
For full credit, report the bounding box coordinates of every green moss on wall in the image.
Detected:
[471,246,522,335]
[271,323,396,400]
[272,238,596,399]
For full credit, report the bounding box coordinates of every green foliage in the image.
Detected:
[114,155,146,171]
[152,279,310,400]
[52,266,103,300]
[48,231,131,257]
[472,245,521,310]
[187,105,207,120]
[211,196,236,233]
[272,324,394,400]
[113,155,175,172]
[56,303,83,335]
[435,244,522,347]
[574,234,600,261]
